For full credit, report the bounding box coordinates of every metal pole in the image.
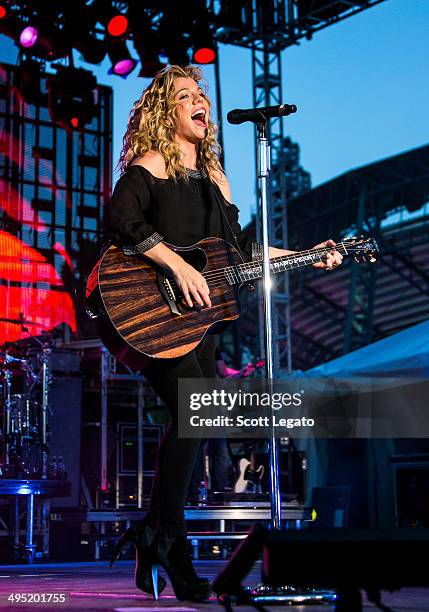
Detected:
[101,348,109,493]
[40,347,50,480]
[256,121,282,529]
[4,368,12,468]
[25,494,34,563]
[343,183,367,353]
[137,381,144,508]
[213,40,225,169]
[14,496,20,550]
[42,499,50,557]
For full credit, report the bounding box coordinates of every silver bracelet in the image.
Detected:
[123,232,164,255]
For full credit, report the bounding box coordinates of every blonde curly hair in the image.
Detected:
[119,65,223,181]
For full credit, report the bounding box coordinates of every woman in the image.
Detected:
[107,64,342,601]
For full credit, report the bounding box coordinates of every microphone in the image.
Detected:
[227,103,297,125]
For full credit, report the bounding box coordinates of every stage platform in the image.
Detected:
[0,560,428,610]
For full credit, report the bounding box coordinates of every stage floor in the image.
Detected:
[0,560,428,610]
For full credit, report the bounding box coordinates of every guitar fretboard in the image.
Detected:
[223,243,349,285]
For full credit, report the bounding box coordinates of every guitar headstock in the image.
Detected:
[343,236,379,264]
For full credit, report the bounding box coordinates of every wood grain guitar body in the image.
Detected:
[86,237,244,368]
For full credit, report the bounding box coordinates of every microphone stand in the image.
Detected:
[256,119,282,529]
[235,116,336,607]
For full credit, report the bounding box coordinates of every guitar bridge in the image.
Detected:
[157,272,181,316]
[163,277,176,301]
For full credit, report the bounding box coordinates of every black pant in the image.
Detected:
[189,438,233,498]
[142,335,216,537]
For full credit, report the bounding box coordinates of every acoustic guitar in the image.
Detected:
[86,236,378,369]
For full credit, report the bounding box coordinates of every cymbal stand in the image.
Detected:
[3,359,13,470]
[39,345,51,479]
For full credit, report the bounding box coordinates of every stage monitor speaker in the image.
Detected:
[213,525,429,610]
[262,528,429,589]
[311,485,351,528]
[48,376,82,507]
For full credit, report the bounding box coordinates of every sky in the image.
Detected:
[1,0,428,226]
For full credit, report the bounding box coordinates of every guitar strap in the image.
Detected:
[204,176,248,262]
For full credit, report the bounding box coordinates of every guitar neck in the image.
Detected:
[228,243,349,285]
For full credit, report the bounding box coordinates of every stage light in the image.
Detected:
[12,59,43,106]
[162,40,190,67]
[75,36,106,64]
[46,66,97,131]
[111,57,135,76]
[0,5,19,40]
[131,29,165,78]
[191,18,216,65]
[19,26,38,48]
[106,40,136,76]
[107,14,128,37]
[193,47,216,64]
[157,5,193,67]
[127,1,164,77]
[98,0,129,38]
[136,47,166,78]
[218,0,252,30]
[63,3,106,65]
[18,24,68,60]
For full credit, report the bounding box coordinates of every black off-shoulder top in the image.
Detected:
[106,165,256,261]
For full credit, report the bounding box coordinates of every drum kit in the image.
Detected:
[0,335,53,480]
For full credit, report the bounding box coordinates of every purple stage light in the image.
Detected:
[20,26,38,48]
[106,40,136,77]
[113,58,134,75]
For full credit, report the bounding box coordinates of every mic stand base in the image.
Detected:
[218,585,337,608]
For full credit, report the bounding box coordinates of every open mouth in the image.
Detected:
[191,109,207,128]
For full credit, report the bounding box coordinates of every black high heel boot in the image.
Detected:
[110,520,167,595]
[152,533,211,602]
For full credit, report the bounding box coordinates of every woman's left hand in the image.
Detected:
[312,239,343,270]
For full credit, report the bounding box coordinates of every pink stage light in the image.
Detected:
[20,26,38,48]
[113,58,134,75]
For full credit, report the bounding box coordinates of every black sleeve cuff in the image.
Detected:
[122,232,164,255]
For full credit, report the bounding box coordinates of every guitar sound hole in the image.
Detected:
[178,248,207,272]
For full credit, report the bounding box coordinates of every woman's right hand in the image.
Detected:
[134,241,211,308]
[172,259,211,309]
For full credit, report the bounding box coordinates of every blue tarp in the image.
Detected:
[306,319,429,378]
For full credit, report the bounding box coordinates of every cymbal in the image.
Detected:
[0,316,39,326]
[0,351,27,364]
